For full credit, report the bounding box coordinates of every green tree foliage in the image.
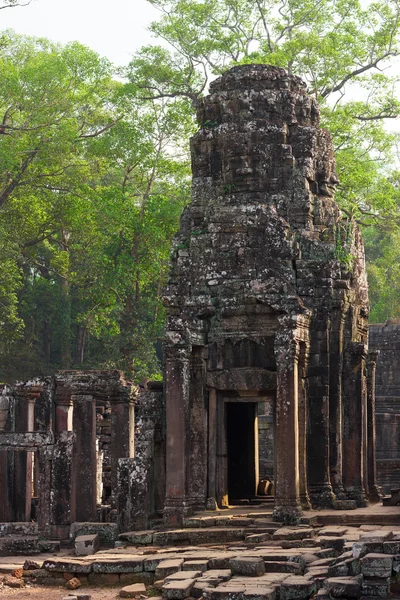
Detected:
[0,31,192,382]
[129,0,400,224]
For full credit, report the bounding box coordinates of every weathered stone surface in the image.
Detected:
[75,534,100,556]
[182,560,208,572]
[361,577,391,597]
[162,579,196,599]
[360,553,392,578]
[273,529,314,541]
[119,531,154,545]
[165,570,202,581]
[92,556,144,574]
[120,583,147,598]
[324,576,362,598]
[229,557,265,577]
[280,576,316,600]
[155,559,184,580]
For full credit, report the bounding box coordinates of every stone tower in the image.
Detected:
[163,65,373,524]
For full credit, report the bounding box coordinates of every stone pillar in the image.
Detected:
[273,332,302,523]
[298,343,311,509]
[110,395,134,500]
[0,389,12,521]
[14,392,35,521]
[342,342,368,505]
[307,315,335,507]
[164,347,191,526]
[73,395,97,521]
[329,309,345,497]
[51,431,75,538]
[367,350,381,502]
[188,346,208,510]
[52,396,75,537]
[206,387,217,510]
[37,445,52,537]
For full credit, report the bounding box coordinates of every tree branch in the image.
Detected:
[321,51,398,98]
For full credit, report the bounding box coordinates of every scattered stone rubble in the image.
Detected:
[2,521,400,600]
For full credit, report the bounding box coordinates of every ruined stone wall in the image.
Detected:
[369,321,400,494]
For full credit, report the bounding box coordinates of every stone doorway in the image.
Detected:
[226,402,258,502]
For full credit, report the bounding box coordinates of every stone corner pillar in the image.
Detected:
[272,330,302,524]
[72,394,97,521]
[366,350,381,503]
[342,341,368,506]
[163,345,192,526]
[110,391,135,504]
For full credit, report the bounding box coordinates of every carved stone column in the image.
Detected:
[342,342,368,505]
[52,395,75,537]
[273,332,302,523]
[367,350,381,502]
[329,308,346,498]
[164,346,191,526]
[72,394,97,521]
[110,393,135,500]
[307,314,335,508]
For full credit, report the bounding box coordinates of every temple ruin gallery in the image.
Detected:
[0,65,397,541]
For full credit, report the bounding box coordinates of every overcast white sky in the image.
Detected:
[0,0,159,65]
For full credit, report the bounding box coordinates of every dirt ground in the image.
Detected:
[0,584,122,599]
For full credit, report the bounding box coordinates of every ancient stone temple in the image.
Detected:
[163,64,375,524]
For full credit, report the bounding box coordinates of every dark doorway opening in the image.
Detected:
[227,402,257,502]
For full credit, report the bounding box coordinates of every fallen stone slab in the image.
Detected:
[155,559,184,580]
[319,537,345,552]
[383,540,400,554]
[246,533,272,543]
[182,560,208,572]
[43,557,93,573]
[203,584,246,600]
[319,527,348,537]
[144,553,178,572]
[280,576,316,600]
[120,583,147,597]
[243,586,276,600]
[162,578,196,599]
[264,562,302,575]
[361,577,390,597]
[92,556,144,573]
[165,570,202,581]
[229,557,265,577]
[75,534,100,556]
[360,553,393,578]
[119,531,154,545]
[359,531,393,543]
[323,576,362,598]
[193,581,215,597]
[208,554,238,570]
[273,529,315,542]
[202,569,232,583]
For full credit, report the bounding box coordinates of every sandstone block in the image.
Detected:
[203,585,246,600]
[165,570,202,581]
[361,576,390,597]
[182,560,208,572]
[360,553,392,578]
[75,534,100,556]
[120,583,147,598]
[360,531,393,543]
[319,537,345,552]
[155,559,184,580]
[324,576,362,598]
[383,540,400,554]
[273,528,314,541]
[162,578,196,599]
[229,557,265,577]
[243,587,276,600]
[280,576,316,600]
